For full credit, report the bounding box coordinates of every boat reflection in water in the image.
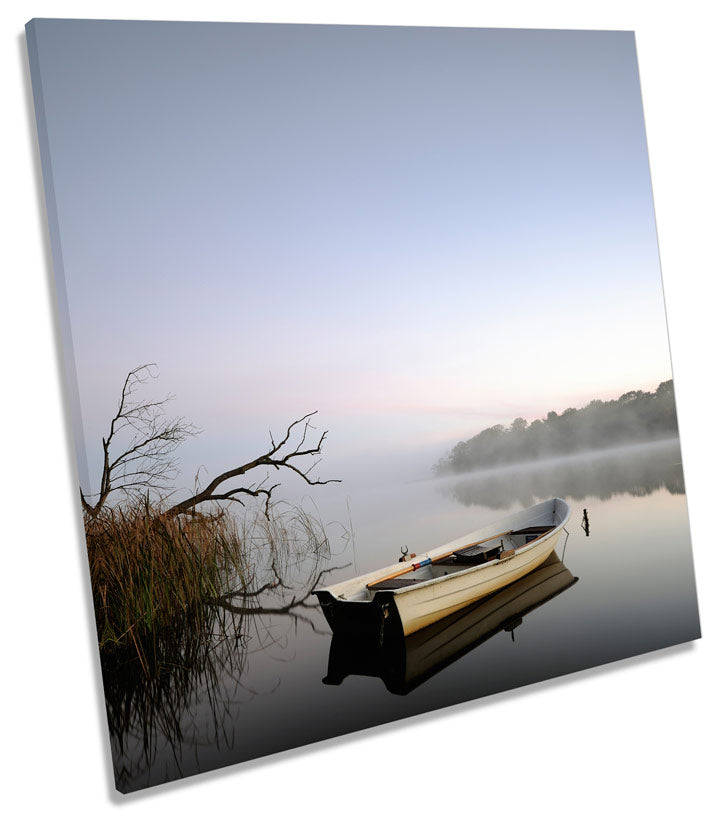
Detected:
[322,551,578,695]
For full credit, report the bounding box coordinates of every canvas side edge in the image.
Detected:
[25,20,91,496]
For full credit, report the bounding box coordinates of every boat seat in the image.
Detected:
[511,525,554,536]
[453,542,503,564]
[367,577,422,591]
[453,549,502,564]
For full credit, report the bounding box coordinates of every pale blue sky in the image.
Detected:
[29,20,672,496]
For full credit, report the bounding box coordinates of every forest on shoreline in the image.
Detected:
[434,380,679,475]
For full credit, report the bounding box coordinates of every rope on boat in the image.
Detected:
[561,526,570,562]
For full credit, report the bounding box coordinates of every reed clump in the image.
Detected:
[85,498,335,660]
[86,499,251,652]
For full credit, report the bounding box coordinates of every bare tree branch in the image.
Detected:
[81,366,339,520]
[80,364,198,518]
[166,411,340,517]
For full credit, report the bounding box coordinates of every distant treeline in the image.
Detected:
[435,380,679,475]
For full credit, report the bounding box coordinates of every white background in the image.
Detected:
[1,2,718,817]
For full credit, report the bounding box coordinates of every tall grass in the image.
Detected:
[85,497,336,667]
[86,499,248,654]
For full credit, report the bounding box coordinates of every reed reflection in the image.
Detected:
[102,534,347,792]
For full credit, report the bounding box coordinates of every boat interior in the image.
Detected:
[362,525,555,595]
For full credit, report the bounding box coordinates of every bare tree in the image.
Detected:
[165,411,340,517]
[82,364,339,519]
[80,364,198,518]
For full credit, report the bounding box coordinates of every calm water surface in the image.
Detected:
[105,440,699,792]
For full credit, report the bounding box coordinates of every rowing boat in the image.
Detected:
[314,497,571,637]
[322,550,578,694]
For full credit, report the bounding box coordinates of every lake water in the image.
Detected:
[104,439,700,792]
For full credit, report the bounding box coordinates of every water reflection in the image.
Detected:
[322,551,577,695]
[102,441,696,791]
[102,533,347,793]
[443,440,684,510]
[103,595,333,792]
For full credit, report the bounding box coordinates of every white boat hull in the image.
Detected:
[392,529,562,634]
[315,498,571,637]
[322,551,578,693]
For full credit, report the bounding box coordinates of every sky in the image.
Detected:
[29,20,673,496]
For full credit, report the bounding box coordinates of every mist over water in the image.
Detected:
[440,439,684,510]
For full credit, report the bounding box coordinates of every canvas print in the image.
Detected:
[27,19,700,793]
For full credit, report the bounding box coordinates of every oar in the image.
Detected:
[368,530,513,589]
